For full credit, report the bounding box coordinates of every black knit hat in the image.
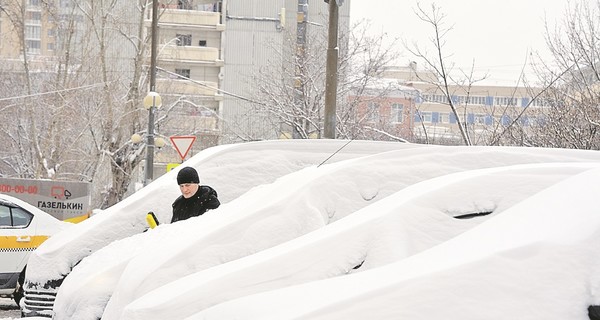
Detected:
[177,166,200,185]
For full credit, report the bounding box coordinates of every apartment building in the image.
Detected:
[148,0,225,163]
[0,0,79,71]
[148,0,350,160]
[0,0,140,72]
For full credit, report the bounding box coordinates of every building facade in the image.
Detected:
[148,0,225,164]
[148,0,351,163]
[380,64,546,145]
[348,80,418,142]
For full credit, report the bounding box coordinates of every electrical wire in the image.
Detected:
[0,82,107,102]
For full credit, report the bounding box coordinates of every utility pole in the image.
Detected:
[294,0,308,138]
[144,0,159,186]
[323,0,339,139]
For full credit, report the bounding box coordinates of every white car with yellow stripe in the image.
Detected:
[0,194,70,305]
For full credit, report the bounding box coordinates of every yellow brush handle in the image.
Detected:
[146,212,159,229]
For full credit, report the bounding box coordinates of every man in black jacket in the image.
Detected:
[171,166,220,223]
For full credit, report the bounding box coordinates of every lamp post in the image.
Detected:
[143,91,162,186]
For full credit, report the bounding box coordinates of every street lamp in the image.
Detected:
[131,133,165,147]
[143,91,162,186]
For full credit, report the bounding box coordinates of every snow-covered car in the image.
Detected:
[60,162,600,320]
[21,139,415,318]
[0,193,70,305]
[32,144,600,320]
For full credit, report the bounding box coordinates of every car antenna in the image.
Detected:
[317,139,354,168]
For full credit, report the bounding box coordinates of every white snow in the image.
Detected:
[23,140,600,320]
[194,165,600,320]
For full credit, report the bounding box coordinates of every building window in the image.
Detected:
[27,11,42,21]
[26,40,41,54]
[419,111,432,123]
[25,25,41,39]
[390,103,403,123]
[472,96,486,105]
[29,0,40,6]
[176,34,191,46]
[198,40,207,47]
[439,113,450,124]
[426,94,445,103]
[47,42,54,50]
[532,97,551,107]
[474,114,487,124]
[175,68,190,79]
[178,0,192,10]
[494,96,518,106]
[367,102,380,123]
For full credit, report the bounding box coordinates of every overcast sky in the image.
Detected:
[349,0,569,86]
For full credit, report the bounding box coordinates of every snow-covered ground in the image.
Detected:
[21,140,600,319]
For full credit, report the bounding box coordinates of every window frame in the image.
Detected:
[174,68,191,79]
[390,103,404,123]
[176,34,192,46]
[0,204,33,228]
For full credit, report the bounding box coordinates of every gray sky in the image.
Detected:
[349,0,568,86]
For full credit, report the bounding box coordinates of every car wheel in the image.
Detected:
[13,268,25,306]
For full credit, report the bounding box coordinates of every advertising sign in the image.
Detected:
[0,177,91,222]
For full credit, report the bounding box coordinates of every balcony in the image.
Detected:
[154,8,224,30]
[158,45,222,66]
[156,79,221,99]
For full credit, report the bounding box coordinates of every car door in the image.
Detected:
[0,203,36,289]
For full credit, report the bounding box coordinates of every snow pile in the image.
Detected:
[120,163,599,320]
[41,142,600,320]
[193,165,600,319]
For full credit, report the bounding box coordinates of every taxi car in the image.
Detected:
[0,193,69,305]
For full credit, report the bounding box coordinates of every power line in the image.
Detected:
[155,67,262,105]
[0,82,107,102]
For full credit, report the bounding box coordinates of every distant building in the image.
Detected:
[379,64,546,145]
[348,79,418,141]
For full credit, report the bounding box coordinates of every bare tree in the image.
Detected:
[0,0,158,208]
[403,3,490,146]
[75,0,152,207]
[525,0,600,150]
[249,20,401,140]
[336,21,408,141]
[402,3,570,147]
